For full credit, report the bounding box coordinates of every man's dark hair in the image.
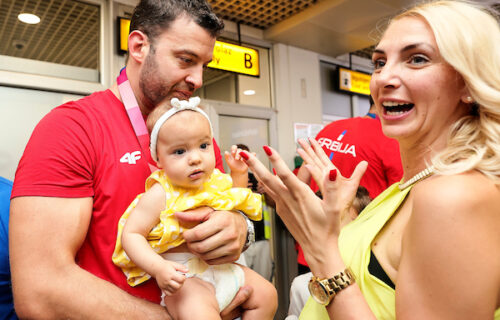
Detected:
[130,0,224,44]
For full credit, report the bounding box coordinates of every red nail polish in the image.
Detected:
[240,151,249,160]
[272,168,277,175]
[263,145,272,156]
[329,169,337,181]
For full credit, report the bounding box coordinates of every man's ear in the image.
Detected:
[128,30,150,63]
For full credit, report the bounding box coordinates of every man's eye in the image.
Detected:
[180,57,193,64]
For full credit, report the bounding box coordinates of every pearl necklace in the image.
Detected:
[398,166,435,190]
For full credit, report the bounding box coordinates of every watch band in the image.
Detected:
[236,210,255,251]
[309,267,355,306]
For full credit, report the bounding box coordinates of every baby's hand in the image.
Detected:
[225,145,249,175]
[155,260,188,296]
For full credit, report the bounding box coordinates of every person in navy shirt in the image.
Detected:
[0,177,17,319]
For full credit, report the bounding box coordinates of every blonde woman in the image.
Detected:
[240,1,500,319]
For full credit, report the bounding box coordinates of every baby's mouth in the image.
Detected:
[189,170,204,179]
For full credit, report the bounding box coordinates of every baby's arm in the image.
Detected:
[224,145,249,188]
[121,183,188,295]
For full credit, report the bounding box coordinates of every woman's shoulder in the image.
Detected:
[414,170,498,203]
[411,170,499,228]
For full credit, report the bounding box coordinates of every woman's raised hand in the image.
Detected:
[240,143,367,273]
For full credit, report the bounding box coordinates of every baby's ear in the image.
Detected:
[156,160,163,169]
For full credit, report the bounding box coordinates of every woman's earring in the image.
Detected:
[465,96,474,103]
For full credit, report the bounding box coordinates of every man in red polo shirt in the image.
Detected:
[10,1,252,318]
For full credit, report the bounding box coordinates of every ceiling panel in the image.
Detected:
[2,0,497,72]
[0,0,100,69]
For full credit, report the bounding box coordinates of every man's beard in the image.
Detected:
[139,50,171,114]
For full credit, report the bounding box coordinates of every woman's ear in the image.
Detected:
[128,30,149,63]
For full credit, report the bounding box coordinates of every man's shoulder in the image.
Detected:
[56,89,118,113]
[317,117,376,136]
[46,90,122,126]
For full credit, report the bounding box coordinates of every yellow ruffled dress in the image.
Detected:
[112,168,262,286]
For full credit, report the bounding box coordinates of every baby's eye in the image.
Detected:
[174,149,185,155]
[200,143,208,149]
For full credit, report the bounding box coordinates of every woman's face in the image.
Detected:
[370,16,469,148]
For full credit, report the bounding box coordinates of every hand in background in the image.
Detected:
[224,145,248,176]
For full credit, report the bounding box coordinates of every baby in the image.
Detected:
[112,97,277,319]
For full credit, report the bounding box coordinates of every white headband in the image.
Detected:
[150,97,213,162]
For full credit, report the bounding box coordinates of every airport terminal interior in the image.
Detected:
[2,0,499,318]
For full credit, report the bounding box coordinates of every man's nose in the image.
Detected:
[185,65,203,90]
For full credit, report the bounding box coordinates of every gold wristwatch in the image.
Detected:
[308,268,355,306]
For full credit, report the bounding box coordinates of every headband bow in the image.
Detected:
[150,97,213,162]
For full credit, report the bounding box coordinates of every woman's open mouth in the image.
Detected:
[382,101,414,116]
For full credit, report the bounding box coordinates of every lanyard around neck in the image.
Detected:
[117,67,157,172]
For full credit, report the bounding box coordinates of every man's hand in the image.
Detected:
[175,208,247,265]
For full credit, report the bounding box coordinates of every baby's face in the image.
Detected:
[155,111,215,189]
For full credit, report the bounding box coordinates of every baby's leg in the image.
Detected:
[163,277,220,320]
[239,264,278,320]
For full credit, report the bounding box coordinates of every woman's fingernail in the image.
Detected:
[329,169,337,181]
[272,168,277,175]
[240,151,249,160]
[263,145,272,156]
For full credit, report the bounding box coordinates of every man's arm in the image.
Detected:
[10,196,170,320]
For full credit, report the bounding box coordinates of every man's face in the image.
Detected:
[139,15,216,114]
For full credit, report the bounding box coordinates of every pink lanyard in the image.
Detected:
[117,67,157,172]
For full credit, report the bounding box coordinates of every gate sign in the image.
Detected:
[338,67,371,96]
[118,17,259,77]
[208,41,260,77]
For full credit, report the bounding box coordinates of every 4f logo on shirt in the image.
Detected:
[120,151,141,164]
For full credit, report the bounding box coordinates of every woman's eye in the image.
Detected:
[409,55,429,65]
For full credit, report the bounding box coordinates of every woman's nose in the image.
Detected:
[374,61,402,90]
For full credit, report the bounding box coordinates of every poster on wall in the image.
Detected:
[293,122,324,148]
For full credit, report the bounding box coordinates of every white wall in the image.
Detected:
[0,87,83,180]
[273,43,323,168]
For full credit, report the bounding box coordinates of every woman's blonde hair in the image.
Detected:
[392,0,500,183]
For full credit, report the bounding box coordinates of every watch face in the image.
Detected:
[308,281,329,305]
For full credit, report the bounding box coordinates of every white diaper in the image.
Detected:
[160,252,245,311]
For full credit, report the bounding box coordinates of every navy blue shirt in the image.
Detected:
[0,177,17,319]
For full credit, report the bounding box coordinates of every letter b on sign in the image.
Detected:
[244,53,252,69]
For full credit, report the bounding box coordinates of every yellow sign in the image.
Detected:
[119,17,130,53]
[208,41,259,76]
[117,17,259,76]
[338,67,371,96]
